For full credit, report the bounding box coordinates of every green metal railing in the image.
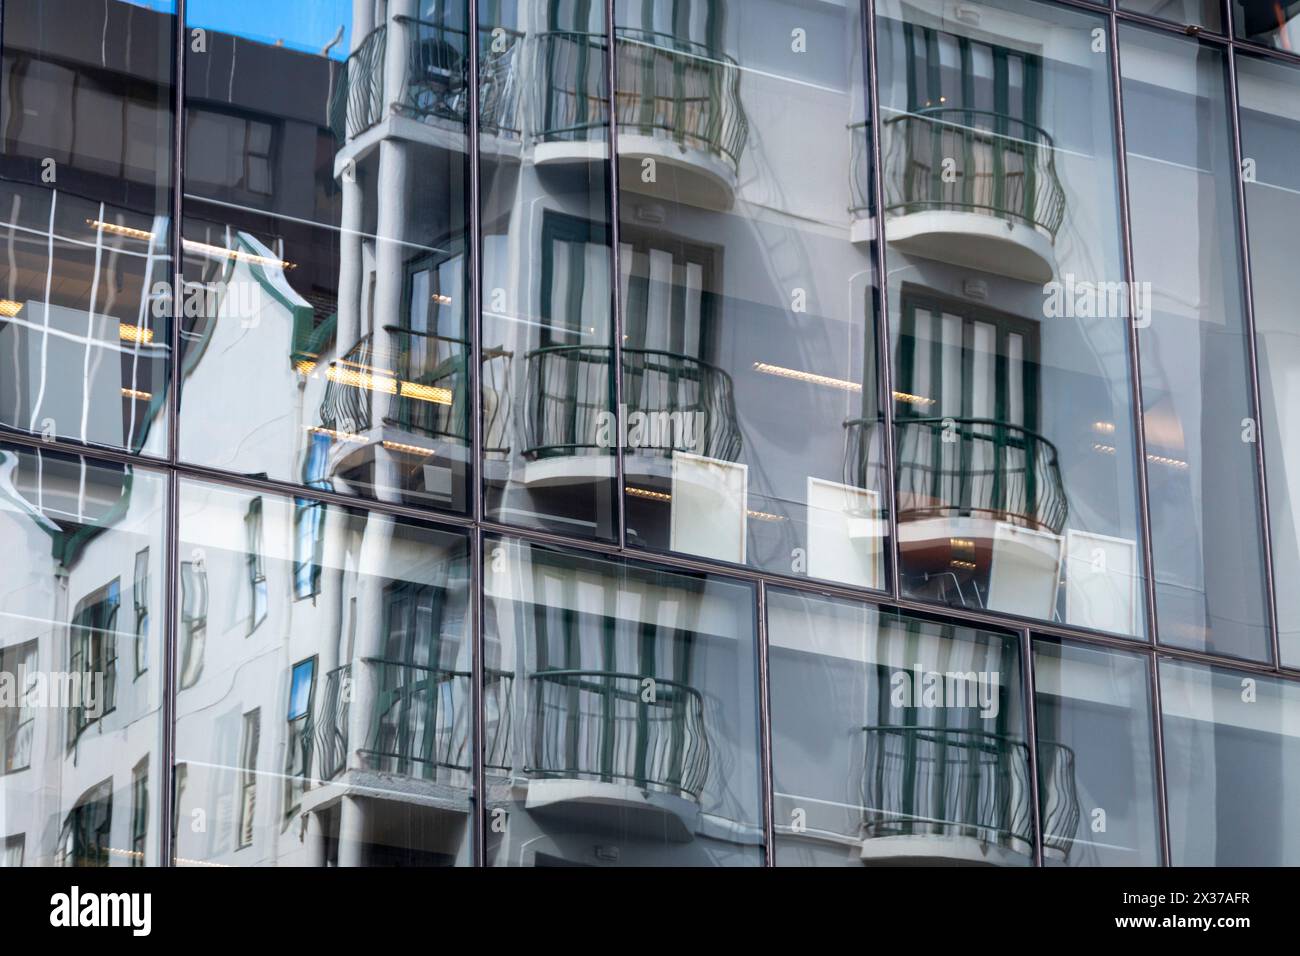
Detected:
[319,333,376,436]
[844,416,1068,534]
[861,725,1077,858]
[881,108,1066,238]
[532,29,747,171]
[521,345,741,462]
[329,19,522,142]
[526,669,710,800]
[382,326,469,445]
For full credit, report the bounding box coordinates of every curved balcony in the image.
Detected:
[859,725,1078,865]
[881,109,1066,282]
[531,29,747,209]
[329,19,522,151]
[518,345,741,486]
[523,669,709,839]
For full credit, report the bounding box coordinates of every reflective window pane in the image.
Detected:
[1233,0,1300,51]
[0,442,167,865]
[180,1,472,512]
[1238,52,1300,667]
[479,0,617,540]
[1161,658,1300,865]
[0,0,174,455]
[607,1,888,587]
[878,0,1145,636]
[483,536,763,866]
[174,479,473,865]
[1032,639,1161,866]
[1121,27,1270,662]
[768,589,1031,866]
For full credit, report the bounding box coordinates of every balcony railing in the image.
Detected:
[526,669,710,800]
[382,326,467,445]
[316,664,351,781]
[319,333,376,436]
[520,346,742,462]
[861,725,1079,861]
[329,19,522,143]
[844,417,1068,534]
[532,29,747,172]
[881,108,1066,239]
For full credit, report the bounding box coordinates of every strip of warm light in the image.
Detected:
[950,559,977,571]
[295,360,318,375]
[1093,443,1117,455]
[326,364,453,406]
[399,380,453,405]
[182,238,297,271]
[893,390,936,407]
[0,299,22,317]
[431,293,453,305]
[754,361,861,392]
[305,424,367,444]
[1147,453,1189,470]
[626,485,786,521]
[119,322,155,344]
[1092,421,1116,435]
[382,439,437,456]
[121,387,152,401]
[87,218,155,242]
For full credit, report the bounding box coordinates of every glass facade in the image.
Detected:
[1,0,1298,868]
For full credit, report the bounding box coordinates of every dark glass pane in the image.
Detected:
[1238,52,1300,667]
[174,478,473,865]
[1120,0,1223,32]
[479,0,617,539]
[180,1,472,513]
[606,0,888,586]
[1233,0,1300,50]
[768,588,1031,866]
[878,0,1145,636]
[1161,658,1300,865]
[0,0,174,455]
[1032,639,1161,865]
[0,442,167,865]
[483,536,763,866]
[1121,26,1270,662]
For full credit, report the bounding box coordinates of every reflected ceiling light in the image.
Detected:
[324,364,453,406]
[1147,453,1189,471]
[893,390,936,407]
[295,360,318,375]
[121,387,152,401]
[1092,421,1116,435]
[305,424,367,444]
[753,362,861,392]
[182,238,297,271]
[626,484,786,521]
[1092,442,1117,455]
[431,293,453,305]
[87,219,155,242]
[0,300,22,317]
[119,323,155,344]
[382,439,436,456]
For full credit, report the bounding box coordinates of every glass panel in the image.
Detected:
[0,0,174,455]
[1121,27,1270,662]
[1161,658,1300,865]
[483,535,763,866]
[1120,0,1223,32]
[1238,52,1300,667]
[0,442,167,865]
[174,478,473,865]
[179,1,472,513]
[479,0,617,540]
[1232,0,1300,51]
[610,0,888,588]
[1032,639,1161,865]
[768,588,1031,866]
[878,0,1145,637]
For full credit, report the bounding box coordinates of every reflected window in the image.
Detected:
[1161,659,1300,865]
[0,641,37,774]
[130,758,149,867]
[68,579,121,742]
[174,479,473,866]
[484,536,763,866]
[57,778,114,867]
[878,0,1144,636]
[1032,639,1161,865]
[244,499,268,632]
[768,589,1033,866]
[133,548,151,677]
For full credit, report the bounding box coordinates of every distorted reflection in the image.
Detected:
[0,0,174,455]
[0,442,166,866]
[174,479,472,866]
[768,589,1037,866]
[483,536,763,866]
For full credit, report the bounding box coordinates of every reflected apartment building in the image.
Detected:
[3,0,1300,868]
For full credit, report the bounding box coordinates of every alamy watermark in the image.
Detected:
[594,403,703,452]
[148,273,263,325]
[0,668,105,719]
[890,664,1000,718]
[1043,273,1152,327]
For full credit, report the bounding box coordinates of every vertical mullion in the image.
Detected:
[1108,9,1170,864]
[1148,651,1172,865]
[756,580,775,865]
[1022,628,1044,866]
[1108,13,1159,649]
[159,0,187,869]
[468,0,487,868]
[1224,43,1281,667]
[607,0,628,550]
[863,0,903,601]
